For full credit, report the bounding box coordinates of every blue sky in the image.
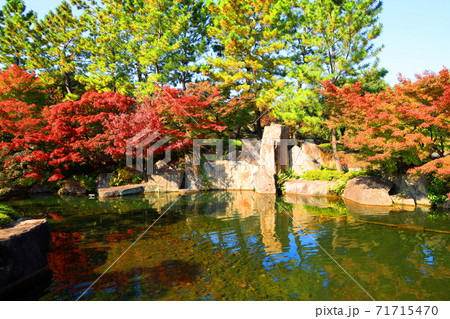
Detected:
[22,0,450,86]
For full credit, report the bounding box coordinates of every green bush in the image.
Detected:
[0,213,12,228]
[0,204,20,220]
[276,169,301,191]
[427,178,448,206]
[301,169,345,181]
[301,169,369,195]
[132,174,144,184]
[110,168,135,186]
[73,175,97,192]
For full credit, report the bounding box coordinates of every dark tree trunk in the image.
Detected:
[255,110,263,139]
[63,72,72,95]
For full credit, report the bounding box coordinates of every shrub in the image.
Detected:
[301,169,345,181]
[0,213,12,228]
[73,175,97,192]
[427,178,448,206]
[276,169,301,191]
[110,168,134,187]
[131,174,144,184]
[301,169,369,195]
[0,204,20,220]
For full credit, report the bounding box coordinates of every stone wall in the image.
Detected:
[0,219,51,295]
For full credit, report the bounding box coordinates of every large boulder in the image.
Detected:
[254,165,277,194]
[301,139,333,168]
[289,145,321,175]
[398,175,431,206]
[284,180,337,196]
[98,184,145,198]
[342,176,393,206]
[30,184,50,194]
[260,123,290,174]
[145,171,183,192]
[238,139,261,164]
[96,173,112,189]
[203,160,259,190]
[57,179,86,196]
[183,155,203,192]
[390,194,416,206]
[0,219,50,294]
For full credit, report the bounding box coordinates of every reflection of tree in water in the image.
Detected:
[5,191,448,300]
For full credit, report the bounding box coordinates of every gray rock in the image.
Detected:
[57,179,86,196]
[184,155,203,191]
[342,176,393,206]
[399,175,431,206]
[30,184,50,194]
[301,139,331,167]
[254,165,276,194]
[202,160,259,190]
[284,180,338,196]
[96,173,112,189]
[145,171,183,192]
[289,145,321,175]
[98,185,145,198]
[390,194,416,206]
[0,219,50,292]
[238,139,261,164]
[260,123,290,174]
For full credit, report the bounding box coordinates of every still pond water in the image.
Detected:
[4,191,450,301]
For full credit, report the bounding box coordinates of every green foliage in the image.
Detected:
[132,174,144,184]
[0,213,12,228]
[110,168,135,187]
[319,143,346,152]
[276,169,301,191]
[301,169,345,181]
[301,169,369,195]
[73,175,96,192]
[0,0,37,67]
[427,178,448,207]
[273,0,383,135]
[0,204,20,220]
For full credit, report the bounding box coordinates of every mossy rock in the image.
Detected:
[0,213,12,228]
[0,204,20,220]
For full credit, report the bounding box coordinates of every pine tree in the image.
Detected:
[31,1,86,98]
[273,0,383,169]
[206,0,287,138]
[0,0,37,68]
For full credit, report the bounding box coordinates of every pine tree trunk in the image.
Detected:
[181,70,186,93]
[255,110,262,139]
[331,128,343,171]
[64,72,72,95]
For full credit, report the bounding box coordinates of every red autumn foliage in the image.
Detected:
[0,73,226,183]
[0,65,50,107]
[321,68,450,178]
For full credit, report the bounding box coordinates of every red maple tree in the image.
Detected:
[321,68,450,178]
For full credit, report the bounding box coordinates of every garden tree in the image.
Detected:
[31,1,86,99]
[185,81,254,138]
[0,0,37,67]
[0,83,226,182]
[127,0,205,95]
[1,91,137,182]
[76,0,136,94]
[206,0,287,138]
[164,0,211,92]
[0,65,49,107]
[272,0,382,170]
[321,68,450,178]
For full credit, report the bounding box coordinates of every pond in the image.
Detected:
[3,191,450,301]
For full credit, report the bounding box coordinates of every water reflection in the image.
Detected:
[3,191,450,301]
